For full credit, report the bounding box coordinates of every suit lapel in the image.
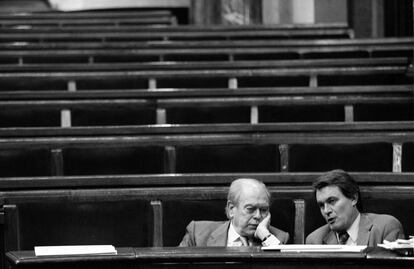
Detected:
[207,221,230,246]
[357,214,373,245]
[322,228,339,245]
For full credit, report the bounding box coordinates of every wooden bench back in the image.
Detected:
[0,123,413,176]
[0,179,413,250]
[1,38,412,63]
[1,85,412,127]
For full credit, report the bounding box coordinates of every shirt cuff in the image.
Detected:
[261,234,281,247]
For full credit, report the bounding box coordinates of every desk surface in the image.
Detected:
[6,247,414,269]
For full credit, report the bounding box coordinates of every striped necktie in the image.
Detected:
[239,236,248,246]
[338,231,349,245]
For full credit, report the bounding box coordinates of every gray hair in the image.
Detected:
[225,178,271,219]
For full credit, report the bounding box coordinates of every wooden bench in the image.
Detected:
[0,62,411,92]
[0,36,410,51]
[0,85,412,127]
[0,122,413,177]
[0,38,412,63]
[2,57,406,70]
[0,10,175,19]
[0,10,176,28]
[0,174,412,250]
[0,21,347,31]
[0,25,354,43]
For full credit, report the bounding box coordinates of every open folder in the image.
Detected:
[34,245,117,256]
[262,244,367,252]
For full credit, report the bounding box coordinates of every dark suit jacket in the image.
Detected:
[306,213,405,246]
[179,220,289,247]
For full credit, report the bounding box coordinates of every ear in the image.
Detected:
[227,201,236,219]
[351,193,358,207]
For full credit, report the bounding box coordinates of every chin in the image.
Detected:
[329,223,343,232]
[244,229,255,237]
[329,225,338,231]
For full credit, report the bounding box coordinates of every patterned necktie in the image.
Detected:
[338,231,349,245]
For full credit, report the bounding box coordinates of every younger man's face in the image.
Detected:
[316,185,358,232]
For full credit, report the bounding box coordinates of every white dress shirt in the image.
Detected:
[336,213,361,246]
[227,222,280,246]
[227,222,245,246]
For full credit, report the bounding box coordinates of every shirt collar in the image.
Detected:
[227,222,241,246]
[347,212,360,243]
[336,213,360,245]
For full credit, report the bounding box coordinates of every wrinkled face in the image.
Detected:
[228,186,269,237]
[316,185,358,232]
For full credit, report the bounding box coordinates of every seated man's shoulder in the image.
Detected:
[268,225,290,243]
[188,220,228,245]
[364,213,405,242]
[305,224,330,244]
[187,220,228,233]
[365,213,402,227]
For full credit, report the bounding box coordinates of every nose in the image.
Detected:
[322,204,332,215]
[253,208,261,219]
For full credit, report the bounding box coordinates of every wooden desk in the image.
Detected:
[366,247,414,267]
[6,247,136,269]
[6,247,414,269]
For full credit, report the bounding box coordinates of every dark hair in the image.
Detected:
[312,169,363,211]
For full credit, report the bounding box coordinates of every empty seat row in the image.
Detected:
[0,25,354,43]
[0,10,176,27]
[0,85,412,127]
[1,38,412,64]
[0,64,411,92]
[0,122,413,177]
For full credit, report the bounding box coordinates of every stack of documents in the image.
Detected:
[262,244,367,252]
[378,237,414,256]
[34,245,117,256]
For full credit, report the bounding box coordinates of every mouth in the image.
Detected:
[327,217,336,225]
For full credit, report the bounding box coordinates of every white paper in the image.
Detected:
[262,244,367,252]
[34,245,117,256]
[378,238,414,250]
[48,0,190,11]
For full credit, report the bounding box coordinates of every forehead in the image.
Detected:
[238,185,269,205]
[316,185,345,202]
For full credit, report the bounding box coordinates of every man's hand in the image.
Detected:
[254,213,271,241]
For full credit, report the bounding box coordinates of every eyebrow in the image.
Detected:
[244,203,268,208]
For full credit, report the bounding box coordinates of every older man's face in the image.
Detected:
[228,186,269,238]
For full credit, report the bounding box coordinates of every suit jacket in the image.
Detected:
[305,213,405,246]
[179,220,289,247]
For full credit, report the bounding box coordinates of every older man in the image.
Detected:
[306,169,405,246]
[179,178,289,247]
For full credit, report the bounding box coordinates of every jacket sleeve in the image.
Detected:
[305,231,318,244]
[280,230,290,244]
[305,234,314,244]
[269,226,290,244]
[178,220,196,247]
[382,216,405,242]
